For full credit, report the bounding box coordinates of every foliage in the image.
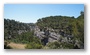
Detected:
[4,11,84,49]
[36,11,84,46]
[47,41,74,49]
[25,42,43,49]
[47,41,61,49]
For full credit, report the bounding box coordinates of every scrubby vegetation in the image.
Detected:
[4,11,84,49]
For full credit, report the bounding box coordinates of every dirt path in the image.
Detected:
[8,42,26,49]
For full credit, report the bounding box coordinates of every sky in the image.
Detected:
[4,4,84,23]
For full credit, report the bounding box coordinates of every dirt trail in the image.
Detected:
[8,42,26,49]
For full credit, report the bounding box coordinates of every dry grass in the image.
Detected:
[8,42,26,49]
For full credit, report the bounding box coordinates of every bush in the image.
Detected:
[47,41,74,49]
[47,41,61,49]
[25,42,42,49]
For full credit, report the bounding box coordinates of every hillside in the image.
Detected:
[4,12,84,49]
[36,11,84,49]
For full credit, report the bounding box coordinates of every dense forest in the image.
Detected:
[4,11,84,49]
